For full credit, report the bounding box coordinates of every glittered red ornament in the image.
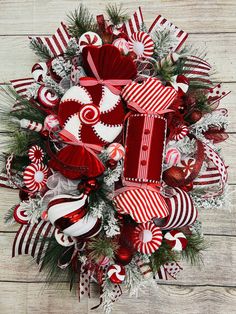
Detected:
[163,166,185,187]
[115,246,133,265]
[78,178,99,195]
[181,182,193,192]
[189,110,202,123]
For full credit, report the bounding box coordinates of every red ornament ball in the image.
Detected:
[163,166,185,187]
[106,159,118,170]
[181,182,193,192]
[78,178,99,195]
[115,246,133,265]
[189,110,202,123]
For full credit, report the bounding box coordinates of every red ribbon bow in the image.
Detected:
[79,51,132,95]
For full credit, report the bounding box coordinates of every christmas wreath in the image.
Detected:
[0,4,229,313]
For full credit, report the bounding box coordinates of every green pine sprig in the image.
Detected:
[29,38,53,61]
[88,235,119,262]
[67,4,98,38]
[106,4,129,25]
[4,205,16,224]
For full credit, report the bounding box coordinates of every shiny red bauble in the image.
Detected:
[189,110,202,123]
[163,166,185,187]
[115,246,133,265]
[78,178,99,195]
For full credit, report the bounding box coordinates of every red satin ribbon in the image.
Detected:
[114,181,161,197]
[79,51,132,95]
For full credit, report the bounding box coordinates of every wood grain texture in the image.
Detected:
[0,0,236,35]
[0,1,236,313]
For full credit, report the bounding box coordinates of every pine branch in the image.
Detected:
[106,4,129,25]
[181,233,208,266]
[67,4,98,38]
[29,38,53,61]
[88,235,119,262]
[4,205,16,224]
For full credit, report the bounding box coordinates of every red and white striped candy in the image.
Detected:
[107,264,126,284]
[107,143,125,161]
[170,75,189,95]
[47,194,101,238]
[31,62,48,82]
[37,86,60,108]
[20,119,44,132]
[28,145,44,164]
[13,204,29,224]
[172,125,189,141]
[44,114,60,131]
[79,32,102,51]
[23,163,48,192]
[165,147,181,167]
[54,228,75,247]
[113,38,129,55]
[133,221,163,255]
[164,230,188,251]
[129,31,154,58]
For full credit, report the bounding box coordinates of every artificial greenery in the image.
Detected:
[4,205,16,224]
[106,4,129,25]
[88,235,119,262]
[29,38,53,61]
[67,4,98,38]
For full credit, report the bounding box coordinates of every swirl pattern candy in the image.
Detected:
[37,86,60,108]
[107,264,126,284]
[79,32,102,51]
[13,204,29,224]
[107,143,125,161]
[23,163,48,192]
[28,145,44,164]
[165,147,181,167]
[31,62,48,82]
[172,125,189,141]
[133,221,163,254]
[113,38,129,55]
[79,104,101,125]
[47,194,101,238]
[44,114,60,131]
[129,31,154,58]
[164,230,188,251]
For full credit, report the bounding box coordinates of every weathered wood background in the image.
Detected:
[0,1,236,313]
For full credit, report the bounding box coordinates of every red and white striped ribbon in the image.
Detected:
[122,78,177,113]
[12,220,55,264]
[10,78,35,98]
[123,7,144,38]
[193,165,221,188]
[149,15,188,51]
[30,22,71,57]
[114,187,169,223]
[182,55,212,84]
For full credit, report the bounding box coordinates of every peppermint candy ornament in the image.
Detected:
[170,75,189,96]
[172,125,189,141]
[44,114,60,131]
[37,86,60,108]
[164,230,188,251]
[28,145,44,164]
[58,85,125,146]
[133,221,163,255]
[107,264,126,284]
[13,204,29,224]
[113,38,129,55]
[129,31,154,58]
[23,163,48,192]
[165,147,181,167]
[47,194,101,238]
[79,32,102,51]
[107,143,125,161]
[31,62,48,82]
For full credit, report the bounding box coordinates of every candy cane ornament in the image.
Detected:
[20,119,44,132]
[13,204,29,224]
[31,62,48,82]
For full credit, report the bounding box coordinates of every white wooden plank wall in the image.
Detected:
[0,1,236,313]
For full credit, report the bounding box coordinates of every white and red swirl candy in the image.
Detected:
[58,85,125,146]
[129,31,154,58]
[133,221,163,255]
[79,32,102,51]
[31,62,48,82]
[23,163,48,192]
[37,86,60,108]
[47,194,101,238]
[44,114,60,131]
[28,145,44,164]
[107,143,125,161]
[172,125,189,141]
[113,38,129,55]
[165,147,181,167]
[13,204,29,224]
[107,264,125,284]
[164,230,187,251]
